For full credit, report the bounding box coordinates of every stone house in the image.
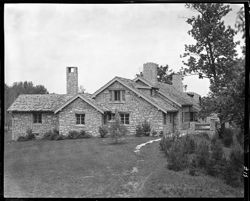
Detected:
[7,63,201,140]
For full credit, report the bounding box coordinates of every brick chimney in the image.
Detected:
[66,67,78,95]
[142,62,158,86]
[172,74,183,92]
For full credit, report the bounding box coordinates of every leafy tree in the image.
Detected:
[181,3,238,92]
[109,109,128,143]
[182,3,245,135]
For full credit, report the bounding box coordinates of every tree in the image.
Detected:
[109,109,128,144]
[181,3,244,135]
[181,3,238,92]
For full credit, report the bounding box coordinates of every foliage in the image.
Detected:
[221,128,234,147]
[206,140,226,176]
[223,142,244,187]
[167,139,188,171]
[99,125,109,138]
[135,125,144,137]
[67,130,89,139]
[26,128,35,140]
[43,130,61,140]
[194,139,210,169]
[135,120,151,137]
[17,136,28,142]
[181,3,244,136]
[141,120,151,136]
[17,128,35,141]
[151,130,158,137]
[182,135,196,154]
[159,133,174,154]
[109,110,128,143]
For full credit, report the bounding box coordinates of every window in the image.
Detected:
[109,90,125,102]
[76,114,85,124]
[120,113,129,124]
[33,113,42,123]
[163,112,167,125]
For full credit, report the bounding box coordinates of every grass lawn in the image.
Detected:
[4,131,243,198]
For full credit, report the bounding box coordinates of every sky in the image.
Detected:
[4,3,244,97]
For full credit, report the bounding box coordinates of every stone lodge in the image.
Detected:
[7,63,201,140]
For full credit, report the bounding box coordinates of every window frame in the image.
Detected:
[109,90,125,102]
[120,113,129,124]
[75,113,85,125]
[33,113,42,124]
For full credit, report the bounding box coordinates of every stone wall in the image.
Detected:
[58,97,102,136]
[11,112,58,140]
[94,81,172,134]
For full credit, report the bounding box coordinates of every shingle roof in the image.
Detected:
[7,93,108,113]
[116,77,178,112]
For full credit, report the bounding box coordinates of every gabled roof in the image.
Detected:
[54,94,105,114]
[134,76,200,109]
[7,94,73,112]
[92,76,177,113]
[7,93,108,114]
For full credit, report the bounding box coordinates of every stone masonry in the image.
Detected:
[11,112,58,140]
[58,97,103,136]
[67,67,78,95]
[94,81,172,134]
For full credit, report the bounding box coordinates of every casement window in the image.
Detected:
[120,113,129,124]
[163,112,167,125]
[33,113,42,123]
[75,114,85,125]
[109,90,125,102]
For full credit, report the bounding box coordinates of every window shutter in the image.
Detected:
[122,90,125,101]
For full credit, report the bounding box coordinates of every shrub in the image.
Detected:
[159,131,164,137]
[167,139,188,171]
[206,140,225,177]
[159,134,174,154]
[17,129,35,141]
[99,125,109,138]
[53,128,59,135]
[67,130,80,139]
[135,125,144,137]
[199,132,210,140]
[54,134,65,141]
[222,128,234,147]
[17,136,28,141]
[189,157,198,176]
[181,135,196,154]
[141,120,151,136]
[223,142,244,187]
[109,110,128,143]
[81,133,92,138]
[43,130,59,140]
[194,139,210,169]
[151,130,157,137]
[26,128,35,140]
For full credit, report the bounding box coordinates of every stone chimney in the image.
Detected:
[142,62,158,86]
[172,74,183,92]
[66,67,78,95]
